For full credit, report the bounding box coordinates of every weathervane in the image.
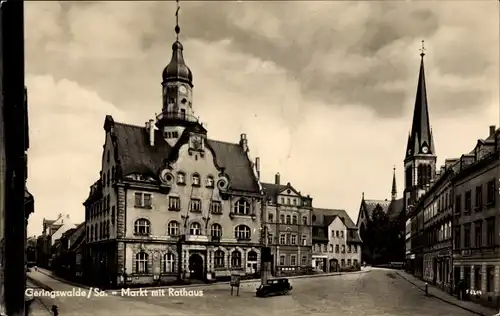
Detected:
[175,0,181,41]
[419,40,426,57]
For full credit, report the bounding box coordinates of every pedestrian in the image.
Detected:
[456,279,465,300]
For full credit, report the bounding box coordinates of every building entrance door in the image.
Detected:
[189,253,204,280]
[329,259,338,272]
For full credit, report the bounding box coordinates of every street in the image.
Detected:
[28,269,476,316]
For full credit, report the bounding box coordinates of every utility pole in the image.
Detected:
[1,1,27,316]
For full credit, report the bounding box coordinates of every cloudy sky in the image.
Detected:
[25,1,499,236]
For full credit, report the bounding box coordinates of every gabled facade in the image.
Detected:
[261,173,313,276]
[312,208,362,272]
[83,15,263,287]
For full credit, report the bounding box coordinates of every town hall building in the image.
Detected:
[83,14,263,287]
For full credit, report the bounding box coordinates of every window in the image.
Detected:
[280,234,286,244]
[455,195,461,215]
[354,259,358,266]
[134,219,150,235]
[280,197,284,204]
[234,225,251,240]
[268,213,274,222]
[168,221,179,236]
[292,199,296,205]
[214,250,225,268]
[486,217,495,246]
[335,245,339,253]
[190,199,202,212]
[134,193,152,208]
[336,231,339,238]
[347,259,351,266]
[454,226,461,249]
[292,215,297,224]
[464,190,471,215]
[474,266,481,291]
[302,235,307,246]
[205,176,214,187]
[211,224,222,238]
[463,223,471,248]
[279,255,285,265]
[287,198,290,205]
[290,235,297,245]
[341,245,345,253]
[192,174,200,186]
[301,256,307,266]
[487,266,495,292]
[177,172,185,184]
[162,253,175,273]
[111,206,115,224]
[231,251,242,267]
[190,222,202,235]
[475,185,482,210]
[268,233,273,245]
[340,231,344,238]
[302,216,307,225]
[348,245,352,253]
[290,255,296,266]
[312,215,316,222]
[168,196,180,210]
[323,244,327,252]
[340,259,345,267]
[487,180,496,206]
[329,244,333,252]
[210,201,222,214]
[234,199,250,215]
[135,252,148,273]
[286,215,291,224]
[280,214,285,223]
[474,221,482,248]
[248,251,257,261]
[286,234,290,244]
[353,245,358,253]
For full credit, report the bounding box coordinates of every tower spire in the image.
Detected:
[391,165,397,201]
[175,0,180,41]
[405,40,434,160]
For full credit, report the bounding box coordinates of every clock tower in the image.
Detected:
[156,0,200,147]
[403,41,437,214]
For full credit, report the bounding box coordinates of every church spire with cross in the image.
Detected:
[391,165,397,201]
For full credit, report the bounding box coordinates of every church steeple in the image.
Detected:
[405,40,435,161]
[391,166,397,201]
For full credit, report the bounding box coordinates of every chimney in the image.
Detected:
[149,119,155,146]
[255,157,260,179]
[275,172,280,185]
[240,133,248,152]
[489,125,496,137]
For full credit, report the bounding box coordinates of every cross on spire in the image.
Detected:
[175,0,181,40]
[419,40,426,58]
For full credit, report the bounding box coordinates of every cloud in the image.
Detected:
[24,1,499,235]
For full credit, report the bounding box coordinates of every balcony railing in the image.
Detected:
[156,111,199,123]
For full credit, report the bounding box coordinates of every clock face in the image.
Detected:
[178,85,187,95]
[422,146,429,154]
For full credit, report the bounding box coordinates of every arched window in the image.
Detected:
[190,222,201,235]
[426,165,432,184]
[162,253,175,273]
[292,215,297,224]
[286,215,291,224]
[168,221,179,236]
[233,199,250,215]
[234,225,251,240]
[247,250,257,261]
[93,224,97,240]
[192,173,200,186]
[134,218,150,235]
[206,176,214,187]
[268,213,274,222]
[211,223,222,237]
[280,214,285,223]
[214,250,224,268]
[135,252,148,273]
[177,172,185,184]
[231,250,241,267]
[405,166,412,187]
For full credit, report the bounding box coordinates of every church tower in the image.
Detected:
[156,0,201,147]
[403,41,437,212]
[391,166,397,201]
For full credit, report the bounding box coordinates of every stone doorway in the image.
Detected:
[189,253,204,280]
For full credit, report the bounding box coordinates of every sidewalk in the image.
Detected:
[35,266,371,293]
[26,280,55,316]
[395,270,497,316]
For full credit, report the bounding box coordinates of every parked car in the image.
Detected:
[256,278,293,297]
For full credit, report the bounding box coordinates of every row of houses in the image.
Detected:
[406,125,500,309]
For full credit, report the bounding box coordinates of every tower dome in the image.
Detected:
[162,40,193,85]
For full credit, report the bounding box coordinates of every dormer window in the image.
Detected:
[192,174,200,186]
[206,176,214,188]
[177,172,185,185]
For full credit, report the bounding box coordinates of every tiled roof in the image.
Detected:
[261,183,288,197]
[109,117,260,193]
[386,198,404,220]
[61,228,76,239]
[313,208,357,229]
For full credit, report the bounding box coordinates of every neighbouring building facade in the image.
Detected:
[261,173,313,276]
[36,214,75,267]
[83,20,263,288]
[312,208,362,272]
[452,125,500,308]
